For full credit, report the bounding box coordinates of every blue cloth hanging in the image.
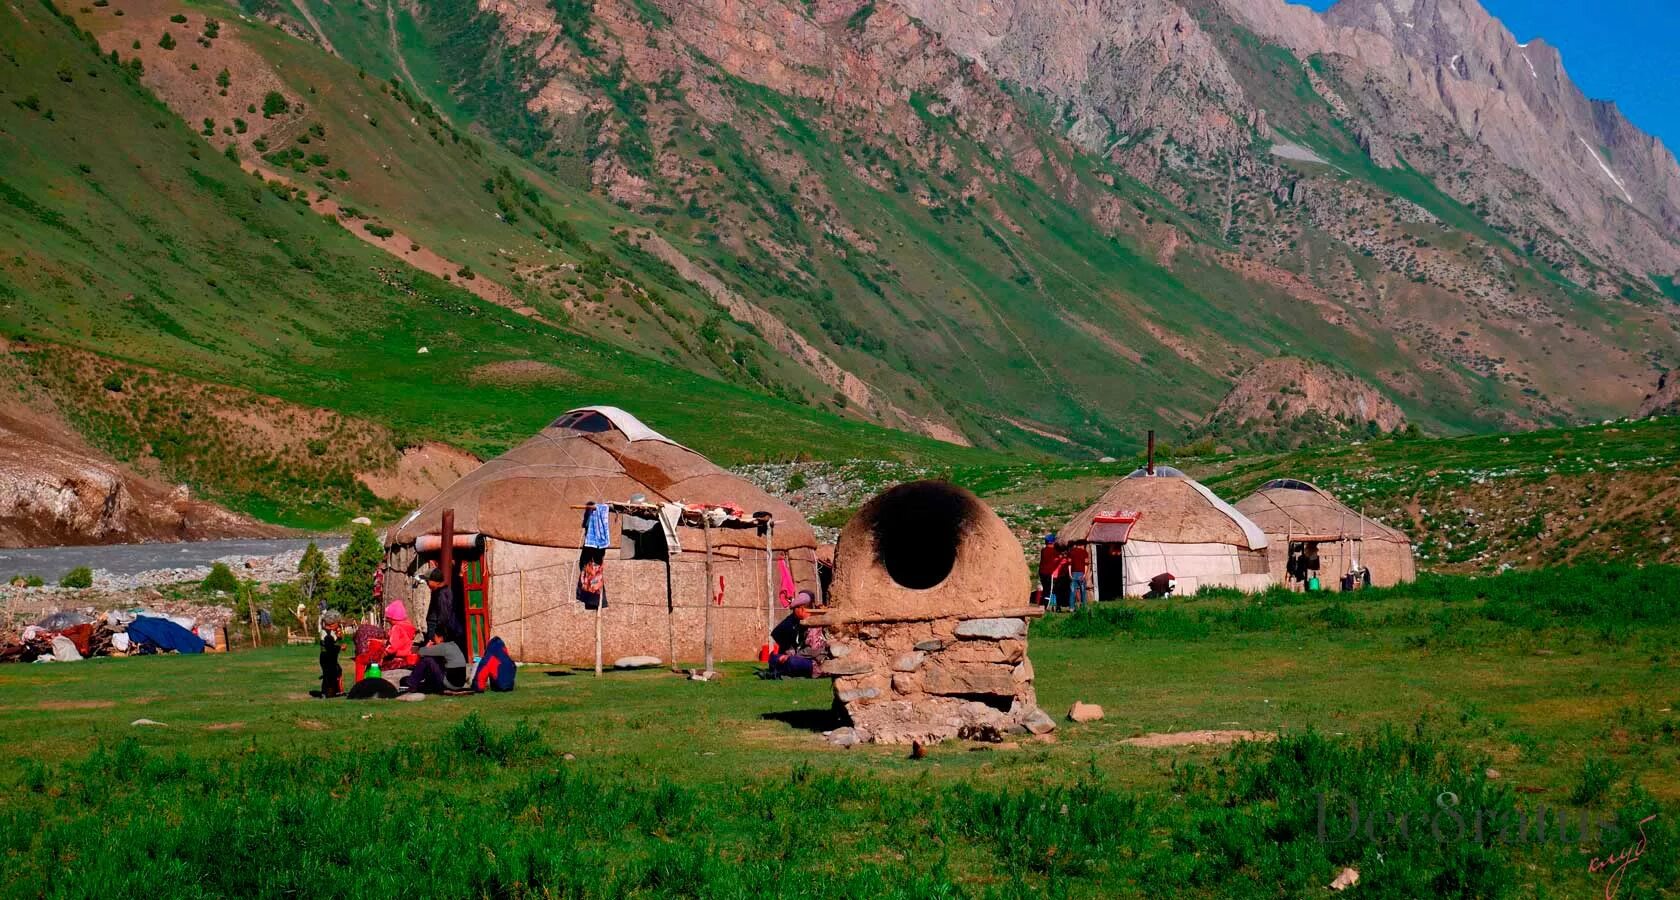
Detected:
[583,501,611,549]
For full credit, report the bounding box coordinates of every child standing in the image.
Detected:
[314,610,345,698]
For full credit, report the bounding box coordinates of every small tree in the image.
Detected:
[298,541,331,610]
[203,562,239,594]
[328,524,382,615]
[59,566,93,589]
[262,90,289,118]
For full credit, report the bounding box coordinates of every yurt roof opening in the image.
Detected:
[384,406,819,667]
[1234,478,1416,588]
[1059,450,1272,599]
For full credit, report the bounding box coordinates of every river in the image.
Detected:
[0,538,336,581]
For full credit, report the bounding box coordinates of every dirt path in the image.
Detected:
[288,0,337,55]
[386,0,424,98]
[246,163,539,319]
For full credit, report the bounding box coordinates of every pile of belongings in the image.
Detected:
[0,608,211,663]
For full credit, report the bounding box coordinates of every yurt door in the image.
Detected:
[460,557,490,659]
[1097,543,1125,602]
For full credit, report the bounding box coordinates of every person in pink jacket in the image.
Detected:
[382,600,418,669]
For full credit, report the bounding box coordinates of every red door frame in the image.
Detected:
[458,552,491,660]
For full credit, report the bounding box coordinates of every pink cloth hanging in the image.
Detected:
[777,557,797,607]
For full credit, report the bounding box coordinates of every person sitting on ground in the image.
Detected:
[311,610,346,698]
[406,627,469,694]
[382,600,418,669]
[766,591,822,678]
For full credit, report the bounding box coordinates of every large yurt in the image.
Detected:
[1234,479,1416,588]
[384,407,818,665]
[1060,466,1272,599]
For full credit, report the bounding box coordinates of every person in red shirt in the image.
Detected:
[1066,543,1091,610]
[1037,535,1063,608]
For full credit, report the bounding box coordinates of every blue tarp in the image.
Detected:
[127,616,208,654]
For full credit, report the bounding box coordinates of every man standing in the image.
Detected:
[1037,535,1062,609]
[1067,542,1091,610]
[422,566,455,643]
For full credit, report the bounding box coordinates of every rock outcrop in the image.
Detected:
[1201,358,1407,449]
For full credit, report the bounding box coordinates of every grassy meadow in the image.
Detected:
[2,565,1677,897]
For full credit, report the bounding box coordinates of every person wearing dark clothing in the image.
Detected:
[423,567,453,642]
[407,630,468,694]
[313,610,345,698]
[1037,535,1062,607]
[766,592,821,678]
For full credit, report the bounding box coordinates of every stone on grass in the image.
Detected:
[130,718,167,727]
[1021,707,1057,735]
[1329,868,1359,891]
[1068,701,1104,722]
[613,655,662,669]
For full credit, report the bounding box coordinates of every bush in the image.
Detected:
[261,91,289,118]
[157,32,176,50]
[202,562,239,595]
[102,373,124,392]
[1569,755,1619,806]
[59,567,93,589]
[362,223,393,239]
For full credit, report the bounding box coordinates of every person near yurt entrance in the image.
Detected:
[1234,479,1416,588]
[1059,442,1272,599]
[383,407,819,666]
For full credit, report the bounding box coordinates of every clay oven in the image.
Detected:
[807,481,1053,744]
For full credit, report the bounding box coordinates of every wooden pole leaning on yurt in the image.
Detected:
[703,517,715,675]
[665,552,676,673]
[763,521,775,638]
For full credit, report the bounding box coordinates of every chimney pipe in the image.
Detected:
[1146,430,1155,475]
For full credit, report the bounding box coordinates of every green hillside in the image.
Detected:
[0,0,994,526]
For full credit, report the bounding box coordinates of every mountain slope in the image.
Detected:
[0,0,989,529]
[7,0,1680,482]
[255,0,1679,439]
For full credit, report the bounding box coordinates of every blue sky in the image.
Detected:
[1289,1,1680,151]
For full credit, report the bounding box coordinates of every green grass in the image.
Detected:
[2,566,1678,895]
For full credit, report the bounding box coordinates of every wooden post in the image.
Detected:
[702,517,714,675]
[594,588,603,677]
[1089,543,1101,605]
[518,571,526,660]
[247,586,261,648]
[440,509,455,584]
[664,554,676,672]
[763,522,776,638]
[1146,430,1156,475]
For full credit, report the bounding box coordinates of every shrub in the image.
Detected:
[363,223,393,238]
[326,525,382,614]
[169,13,187,22]
[261,91,289,118]
[202,562,239,595]
[297,541,331,608]
[215,68,230,89]
[1569,755,1619,806]
[102,374,124,392]
[157,32,176,50]
[59,567,93,589]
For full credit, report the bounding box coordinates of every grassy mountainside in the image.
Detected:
[0,0,992,528]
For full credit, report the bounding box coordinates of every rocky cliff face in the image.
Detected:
[75,0,1680,455]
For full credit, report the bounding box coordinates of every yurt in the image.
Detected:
[1060,466,1272,599]
[1234,479,1416,588]
[384,407,818,666]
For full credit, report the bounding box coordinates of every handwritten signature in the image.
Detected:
[1588,814,1657,900]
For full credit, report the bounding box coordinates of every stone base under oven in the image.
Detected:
[821,611,1053,745]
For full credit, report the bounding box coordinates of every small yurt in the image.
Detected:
[1235,479,1416,588]
[385,407,817,665]
[1060,466,1272,599]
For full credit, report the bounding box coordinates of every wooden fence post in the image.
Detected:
[703,518,714,675]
